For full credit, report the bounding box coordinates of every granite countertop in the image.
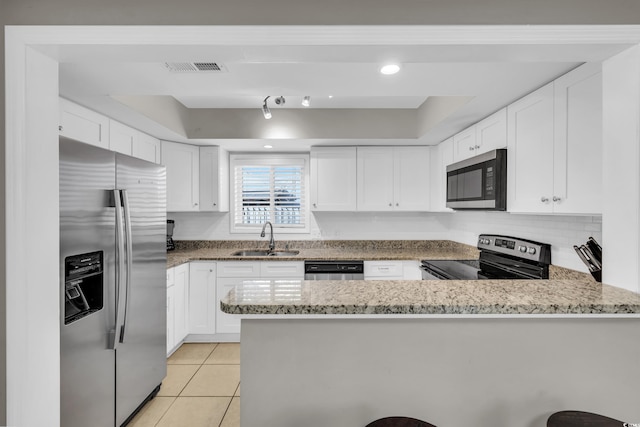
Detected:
[169,239,640,316]
[166,239,481,268]
[220,278,640,315]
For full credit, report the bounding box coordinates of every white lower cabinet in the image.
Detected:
[216,261,304,335]
[166,268,175,355]
[167,264,189,355]
[364,260,421,280]
[364,261,404,280]
[174,264,189,343]
[188,262,217,335]
[216,262,260,335]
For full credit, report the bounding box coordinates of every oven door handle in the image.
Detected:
[419,265,448,280]
[480,259,541,280]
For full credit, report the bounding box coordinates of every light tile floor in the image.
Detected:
[128,343,240,427]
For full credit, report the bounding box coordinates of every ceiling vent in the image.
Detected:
[164,62,227,73]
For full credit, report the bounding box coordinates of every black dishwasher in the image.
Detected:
[304,260,364,280]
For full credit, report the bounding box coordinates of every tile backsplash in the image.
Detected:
[448,211,602,273]
[168,210,601,273]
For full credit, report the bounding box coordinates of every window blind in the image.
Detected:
[231,155,307,232]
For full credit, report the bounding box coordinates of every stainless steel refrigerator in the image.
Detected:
[60,138,167,427]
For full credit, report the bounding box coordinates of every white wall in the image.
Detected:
[169,211,453,241]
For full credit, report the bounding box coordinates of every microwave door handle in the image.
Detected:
[109,189,127,350]
[119,189,133,343]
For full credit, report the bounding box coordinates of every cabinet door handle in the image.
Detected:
[194,203,198,206]
[468,147,475,151]
[59,125,63,132]
[474,145,480,149]
[389,203,392,207]
[541,197,549,203]
[396,203,399,206]
[313,203,317,208]
[553,196,562,202]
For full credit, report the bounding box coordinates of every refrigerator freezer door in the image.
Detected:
[60,139,116,427]
[115,153,167,425]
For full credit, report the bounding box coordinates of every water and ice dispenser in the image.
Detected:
[64,251,104,324]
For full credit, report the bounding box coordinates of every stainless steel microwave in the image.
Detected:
[446,149,507,210]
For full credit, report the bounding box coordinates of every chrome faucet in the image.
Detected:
[260,221,275,252]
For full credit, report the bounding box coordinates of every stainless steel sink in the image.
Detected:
[232,250,299,257]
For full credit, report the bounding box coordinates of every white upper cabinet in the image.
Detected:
[162,141,200,212]
[430,138,454,212]
[507,83,555,213]
[357,146,430,211]
[552,63,602,214]
[452,108,507,163]
[199,146,230,212]
[59,98,110,149]
[310,147,357,211]
[59,98,160,163]
[109,120,136,156]
[452,126,477,162]
[393,146,431,211]
[476,108,508,154]
[508,63,603,214]
[133,131,161,164]
[357,147,395,211]
[110,121,161,164]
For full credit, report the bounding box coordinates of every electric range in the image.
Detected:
[421,235,551,280]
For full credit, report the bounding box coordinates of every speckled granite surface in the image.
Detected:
[220,278,640,315]
[169,239,627,315]
[167,239,479,268]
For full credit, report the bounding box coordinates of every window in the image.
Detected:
[230,154,309,233]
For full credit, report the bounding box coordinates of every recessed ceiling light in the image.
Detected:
[380,64,401,75]
[328,95,334,99]
[264,145,273,149]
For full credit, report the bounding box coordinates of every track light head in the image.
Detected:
[262,96,272,119]
[274,96,286,106]
[302,96,311,107]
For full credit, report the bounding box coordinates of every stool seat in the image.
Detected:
[547,410,626,427]
[365,416,438,427]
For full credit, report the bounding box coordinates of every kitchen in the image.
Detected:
[4,18,640,427]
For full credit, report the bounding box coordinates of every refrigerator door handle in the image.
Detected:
[110,189,127,350]
[120,189,133,343]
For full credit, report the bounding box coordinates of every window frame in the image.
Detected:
[229,153,310,234]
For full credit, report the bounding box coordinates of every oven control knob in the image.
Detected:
[519,245,528,253]
[528,247,537,255]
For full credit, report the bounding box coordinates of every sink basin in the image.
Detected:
[232,250,299,257]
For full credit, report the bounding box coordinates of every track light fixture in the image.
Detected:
[302,96,311,107]
[261,96,286,119]
[262,96,272,119]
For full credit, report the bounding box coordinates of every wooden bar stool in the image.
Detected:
[547,410,627,427]
[365,416,438,427]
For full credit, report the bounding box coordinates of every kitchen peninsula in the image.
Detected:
[171,240,640,427]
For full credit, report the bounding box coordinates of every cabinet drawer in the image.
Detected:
[260,261,305,278]
[217,261,260,278]
[364,261,404,278]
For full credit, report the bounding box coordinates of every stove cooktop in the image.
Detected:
[421,234,552,281]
